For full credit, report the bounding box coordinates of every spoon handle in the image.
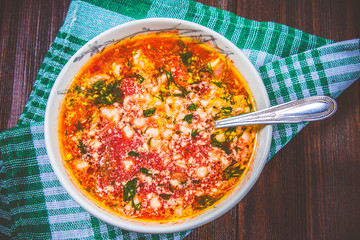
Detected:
[214,96,337,128]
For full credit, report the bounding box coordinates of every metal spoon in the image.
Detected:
[214,96,337,128]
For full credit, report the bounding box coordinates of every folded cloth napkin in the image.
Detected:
[1,0,359,239]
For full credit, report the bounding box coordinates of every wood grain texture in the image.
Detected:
[0,0,359,239]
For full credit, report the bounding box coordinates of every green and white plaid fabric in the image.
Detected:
[1,0,359,239]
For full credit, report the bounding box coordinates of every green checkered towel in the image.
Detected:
[1,0,359,239]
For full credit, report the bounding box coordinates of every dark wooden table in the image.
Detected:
[1,0,359,239]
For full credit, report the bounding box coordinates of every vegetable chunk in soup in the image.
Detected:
[59,32,257,222]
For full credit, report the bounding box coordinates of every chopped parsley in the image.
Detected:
[133,202,142,211]
[76,139,87,155]
[180,52,192,67]
[244,91,254,111]
[165,70,188,97]
[154,94,164,102]
[147,137,152,147]
[74,120,83,132]
[123,178,137,202]
[128,151,140,157]
[159,194,171,200]
[160,90,171,96]
[86,80,122,106]
[200,63,215,79]
[73,85,83,94]
[123,178,141,210]
[224,127,237,142]
[191,128,200,139]
[165,70,175,88]
[194,195,222,209]
[143,107,157,117]
[187,103,198,111]
[220,106,233,115]
[175,84,189,97]
[128,73,145,84]
[223,160,245,181]
[211,81,224,88]
[214,106,233,120]
[139,167,153,177]
[65,157,75,162]
[192,179,201,184]
[183,114,194,124]
[211,132,232,155]
[177,40,187,49]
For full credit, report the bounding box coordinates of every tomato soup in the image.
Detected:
[59,32,257,222]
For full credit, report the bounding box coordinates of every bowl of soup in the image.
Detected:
[44,18,272,233]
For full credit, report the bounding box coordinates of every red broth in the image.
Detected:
[59,32,257,222]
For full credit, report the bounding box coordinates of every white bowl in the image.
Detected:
[44,18,272,234]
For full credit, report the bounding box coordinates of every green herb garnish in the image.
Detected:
[244,91,254,111]
[160,90,171,96]
[147,137,153,147]
[123,178,138,203]
[175,84,189,97]
[74,120,83,132]
[86,80,122,106]
[214,106,233,120]
[143,107,157,117]
[220,93,235,104]
[140,167,153,177]
[136,74,145,84]
[183,114,194,124]
[223,160,245,181]
[177,40,187,49]
[224,127,237,142]
[220,106,233,115]
[128,73,145,84]
[191,128,200,139]
[187,103,198,111]
[76,139,87,155]
[128,151,140,157]
[154,94,164,102]
[211,133,231,155]
[169,184,174,193]
[211,81,224,88]
[74,85,82,93]
[164,70,188,97]
[200,63,215,78]
[159,194,171,200]
[65,157,75,162]
[165,70,175,88]
[180,52,192,67]
[133,202,142,211]
[194,195,222,209]
[126,56,132,68]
